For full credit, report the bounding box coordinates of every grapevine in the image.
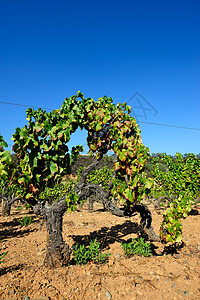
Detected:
[4,92,198,266]
[149,153,200,243]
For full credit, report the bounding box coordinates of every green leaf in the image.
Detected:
[146,178,154,189]
[19,128,28,139]
[124,188,134,202]
[118,151,126,162]
[175,234,182,243]
[0,151,12,164]
[0,134,8,148]
[36,174,41,182]
[103,114,110,124]
[0,168,8,177]
[25,193,33,199]
[77,91,84,98]
[90,144,97,151]
[96,123,102,131]
[49,162,58,176]
[33,157,37,167]
[166,235,174,242]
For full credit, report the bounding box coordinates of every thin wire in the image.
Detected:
[1,100,200,131]
[0,101,53,110]
[138,121,200,131]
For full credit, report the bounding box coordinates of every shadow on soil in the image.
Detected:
[188,208,199,216]
[0,226,38,241]
[70,219,186,257]
[0,215,40,229]
[0,218,20,227]
[71,220,145,249]
[163,242,185,255]
[0,263,25,276]
[9,209,35,216]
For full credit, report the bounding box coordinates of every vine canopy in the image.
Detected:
[3,92,153,204]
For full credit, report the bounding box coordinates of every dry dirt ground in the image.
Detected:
[0,200,200,300]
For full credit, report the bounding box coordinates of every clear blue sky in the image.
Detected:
[0,0,199,156]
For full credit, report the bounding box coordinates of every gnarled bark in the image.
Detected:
[0,188,21,216]
[76,179,160,242]
[34,199,71,267]
[127,204,160,242]
[80,184,160,241]
[77,182,124,217]
[1,198,12,216]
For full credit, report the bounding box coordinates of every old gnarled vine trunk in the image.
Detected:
[0,189,21,216]
[1,198,12,216]
[34,199,71,267]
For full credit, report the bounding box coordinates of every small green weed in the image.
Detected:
[121,237,152,257]
[19,216,33,226]
[25,203,31,210]
[17,206,23,211]
[73,238,110,265]
[0,250,7,264]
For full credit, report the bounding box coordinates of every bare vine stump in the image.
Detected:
[0,188,21,216]
[44,229,71,268]
[34,200,71,267]
[1,199,11,216]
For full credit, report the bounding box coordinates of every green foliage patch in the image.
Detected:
[73,238,110,265]
[16,206,23,211]
[149,153,200,243]
[86,165,113,190]
[121,237,152,257]
[0,249,7,264]
[19,216,33,226]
